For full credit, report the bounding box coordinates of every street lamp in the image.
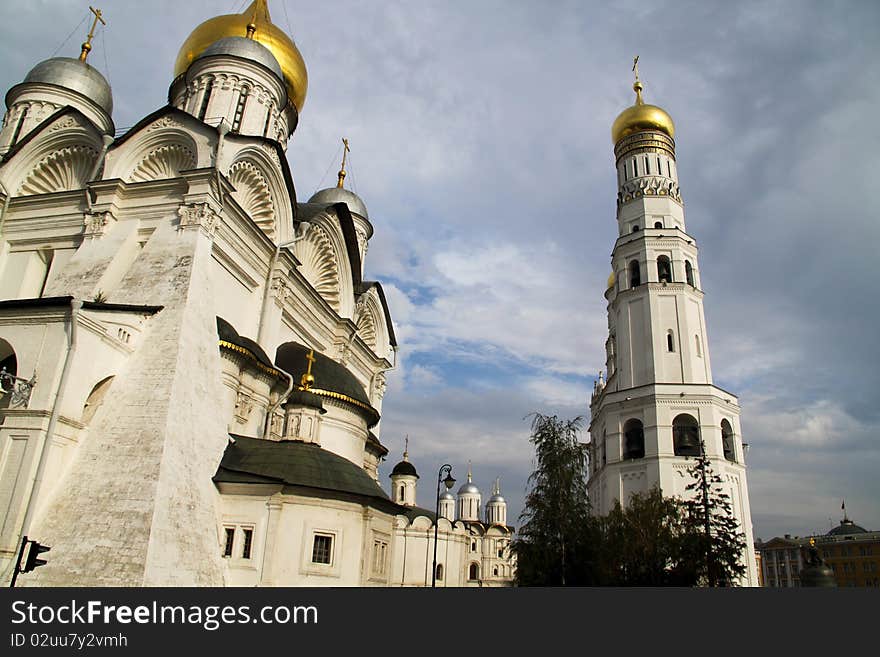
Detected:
[432,464,455,587]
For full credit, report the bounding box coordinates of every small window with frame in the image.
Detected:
[222,527,235,558]
[312,533,334,565]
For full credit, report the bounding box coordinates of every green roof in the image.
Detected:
[214,435,399,512]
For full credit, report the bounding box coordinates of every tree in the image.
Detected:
[513,414,598,586]
[676,440,748,586]
[596,487,689,586]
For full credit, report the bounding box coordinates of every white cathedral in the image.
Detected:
[587,65,759,585]
[0,2,515,587]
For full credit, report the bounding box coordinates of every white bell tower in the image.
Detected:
[587,60,758,586]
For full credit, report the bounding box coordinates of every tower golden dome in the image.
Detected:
[174,0,308,113]
[611,58,674,144]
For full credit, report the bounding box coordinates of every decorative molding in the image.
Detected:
[177,202,219,238]
[146,116,184,132]
[18,145,98,196]
[82,210,116,240]
[618,176,681,206]
[47,115,77,133]
[270,273,291,305]
[354,225,369,260]
[234,390,254,424]
[129,143,196,182]
[257,142,282,168]
[228,160,275,240]
[296,224,341,312]
[354,300,378,349]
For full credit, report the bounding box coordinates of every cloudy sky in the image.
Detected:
[2,0,878,541]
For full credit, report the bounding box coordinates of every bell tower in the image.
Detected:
[588,59,758,585]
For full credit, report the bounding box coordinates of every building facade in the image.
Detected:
[0,1,513,587]
[586,66,758,585]
[757,515,880,588]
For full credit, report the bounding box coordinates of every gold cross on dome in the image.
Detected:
[300,349,316,390]
[337,137,350,188]
[79,6,106,62]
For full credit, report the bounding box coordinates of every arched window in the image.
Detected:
[654,221,663,228]
[673,414,701,457]
[629,260,641,287]
[471,540,477,552]
[469,563,479,581]
[436,564,444,581]
[232,86,249,132]
[602,430,607,465]
[398,485,405,501]
[493,566,499,576]
[722,419,736,462]
[0,339,18,412]
[632,225,640,232]
[685,260,694,287]
[657,255,673,283]
[198,79,214,121]
[623,418,645,459]
[667,330,675,353]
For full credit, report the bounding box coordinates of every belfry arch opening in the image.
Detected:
[722,419,736,462]
[623,418,645,460]
[685,260,694,287]
[629,260,641,287]
[673,413,701,457]
[657,255,672,283]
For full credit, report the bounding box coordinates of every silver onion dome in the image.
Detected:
[457,481,480,496]
[439,490,455,501]
[308,186,369,220]
[488,493,506,504]
[23,57,113,114]
[197,36,284,81]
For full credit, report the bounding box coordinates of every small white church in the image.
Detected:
[0,1,515,587]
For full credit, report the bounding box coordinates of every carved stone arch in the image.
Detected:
[297,223,341,312]
[128,142,196,182]
[17,144,98,195]
[354,288,391,358]
[228,159,275,240]
[226,145,291,244]
[4,111,102,196]
[354,300,378,350]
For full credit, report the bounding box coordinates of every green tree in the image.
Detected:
[597,487,689,585]
[676,440,748,586]
[513,414,598,586]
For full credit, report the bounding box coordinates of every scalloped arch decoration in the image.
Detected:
[128,144,196,183]
[355,302,378,350]
[18,145,98,196]
[297,224,341,312]
[228,160,276,240]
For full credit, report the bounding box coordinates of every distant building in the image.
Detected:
[756,514,880,588]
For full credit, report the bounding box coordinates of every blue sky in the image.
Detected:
[2,0,879,541]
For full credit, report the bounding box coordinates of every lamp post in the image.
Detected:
[432,464,455,587]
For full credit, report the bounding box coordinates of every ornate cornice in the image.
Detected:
[177,201,219,238]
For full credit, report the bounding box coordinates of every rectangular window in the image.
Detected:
[241,528,253,559]
[312,534,333,565]
[223,528,235,557]
[372,540,388,576]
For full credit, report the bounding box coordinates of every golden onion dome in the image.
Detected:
[174,0,307,113]
[611,80,674,144]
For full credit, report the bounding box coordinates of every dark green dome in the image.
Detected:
[828,518,868,536]
[391,460,418,478]
[274,342,379,425]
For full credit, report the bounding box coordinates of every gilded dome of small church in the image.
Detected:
[174,0,308,112]
[611,80,675,143]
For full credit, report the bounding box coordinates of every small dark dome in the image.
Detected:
[391,460,418,478]
[274,342,379,425]
[827,518,868,536]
